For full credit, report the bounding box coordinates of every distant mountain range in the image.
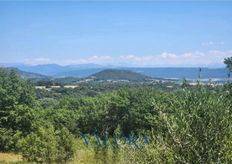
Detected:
[0,63,229,80]
[0,67,48,79]
[13,64,103,76]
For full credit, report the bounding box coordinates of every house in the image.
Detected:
[35,86,46,89]
[51,86,61,89]
[64,85,79,89]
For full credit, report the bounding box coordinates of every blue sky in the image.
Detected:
[0,1,232,67]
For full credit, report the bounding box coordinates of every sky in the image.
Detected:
[0,1,232,67]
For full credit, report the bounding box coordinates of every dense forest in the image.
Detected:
[1,58,232,163]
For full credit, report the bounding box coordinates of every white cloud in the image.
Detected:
[161,52,177,59]
[107,50,231,67]
[201,41,225,46]
[23,50,232,67]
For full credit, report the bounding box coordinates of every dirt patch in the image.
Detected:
[0,152,22,163]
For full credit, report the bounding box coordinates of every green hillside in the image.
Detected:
[0,67,48,79]
[90,69,153,82]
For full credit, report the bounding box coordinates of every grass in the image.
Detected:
[0,152,22,163]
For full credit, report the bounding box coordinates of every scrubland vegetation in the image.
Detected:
[1,66,232,163]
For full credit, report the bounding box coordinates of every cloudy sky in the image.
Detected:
[0,1,232,67]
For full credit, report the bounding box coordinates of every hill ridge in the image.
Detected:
[90,69,153,82]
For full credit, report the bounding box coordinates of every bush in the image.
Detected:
[17,126,58,162]
[56,127,77,162]
[17,126,77,163]
[153,89,232,163]
[0,128,22,151]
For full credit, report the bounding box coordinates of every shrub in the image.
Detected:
[0,128,22,151]
[154,89,232,163]
[56,127,77,162]
[17,126,77,163]
[17,126,58,162]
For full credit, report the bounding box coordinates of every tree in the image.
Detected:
[154,89,232,163]
[17,126,77,163]
[56,128,77,162]
[197,67,202,85]
[17,126,58,162]
[224,57,232,82]
[0,69,36,151]
[0,69,35,109]
[181,78,189,88]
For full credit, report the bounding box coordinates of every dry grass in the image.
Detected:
[0,152,22,163]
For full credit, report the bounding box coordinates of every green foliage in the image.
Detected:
[43,108,79,134]
[17,126,58,162]
[17,126,77,163]
[153,89,232,163]
[92,69,152,82]
[1,68,232,163]
[0,69,35,109]
[224,56,232,71]
[224,56,232,82]
[0,69,36,151]
[56,128,77,162]
[181,78,189,88]
[0,128,22,151]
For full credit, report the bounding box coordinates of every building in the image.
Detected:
[64,85,79,89]
[35,86,46,89]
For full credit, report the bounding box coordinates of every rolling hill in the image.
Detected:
[0,67,48,80]
[90,69,153,82]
